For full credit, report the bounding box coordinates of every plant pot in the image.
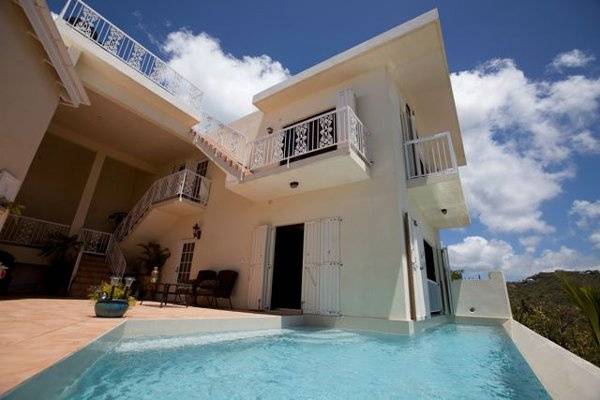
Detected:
[94,299,129,318]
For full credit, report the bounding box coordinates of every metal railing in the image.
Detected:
[428,279,442,313]
[461,271,491,281]
[247,107,368,170]
[405,132,457,179]
[59,0,203,114]
[0,215,70,247]
[79,228,111,255]
[192,113,249,166]
[114,169,211,241]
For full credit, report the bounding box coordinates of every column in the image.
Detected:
[69,151,105,235]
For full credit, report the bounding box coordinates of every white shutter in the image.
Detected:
[409,217,428,320]
[248,225,272,310]
[319,217,342,315]
[301,221,320,314]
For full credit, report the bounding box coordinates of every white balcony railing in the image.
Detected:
[79,228,111,255]
[428,279,442,313]
[59,0,203,114]
[247,107,367,170]
[193,114,249,166]
[405,132,457,180]
[114,169,211,241]
[0,215,70,247]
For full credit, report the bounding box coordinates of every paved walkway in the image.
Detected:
[0,298,266,395]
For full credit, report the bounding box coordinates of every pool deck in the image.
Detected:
[0,297,275,395]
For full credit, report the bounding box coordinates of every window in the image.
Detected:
[176,241,195,283]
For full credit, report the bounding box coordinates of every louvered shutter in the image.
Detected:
[319,217,342,315]
[248,225,271,310]
[409,217,428,320]
[301,221,320,314]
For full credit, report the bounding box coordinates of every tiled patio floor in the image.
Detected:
[0,297,270,395]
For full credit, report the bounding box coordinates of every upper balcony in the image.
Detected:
[404,132,469,228]
[56,0,202,130]
[221,107,370,201]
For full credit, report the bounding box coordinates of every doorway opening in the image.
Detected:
[270,223,304,310]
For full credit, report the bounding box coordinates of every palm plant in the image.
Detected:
[0,196,24,215]
[137,241,170,276]
[560,274,600,347]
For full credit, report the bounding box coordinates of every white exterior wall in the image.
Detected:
[156,68,442,321]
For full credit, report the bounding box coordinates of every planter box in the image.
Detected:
[94,300,129,318]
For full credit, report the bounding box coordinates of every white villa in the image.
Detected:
[0,0,470,322]
[3,1,600,399]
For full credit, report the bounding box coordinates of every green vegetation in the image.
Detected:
[508,270,600,366]
[88,281,136,306]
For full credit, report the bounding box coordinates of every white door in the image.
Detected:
[248,225,272,310]
[301,221,320,314]
[319,217,342,315]
[409,217,429,320]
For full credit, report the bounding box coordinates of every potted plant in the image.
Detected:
[0,196,24,229]
[136,241,170,301]
[40,233,82,295]
[89,278,136,318]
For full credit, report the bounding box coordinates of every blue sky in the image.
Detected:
[50,1,600,280]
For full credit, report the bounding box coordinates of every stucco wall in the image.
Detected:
[152,68,441,321]
[504,320,600,400]
[0,2,60,189]
[84,157,155,232]
[451,271,512,319]
[15,134,95,225]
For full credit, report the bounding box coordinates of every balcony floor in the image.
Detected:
[227,146,370,202]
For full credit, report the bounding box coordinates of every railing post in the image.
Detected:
[59,0,73,18]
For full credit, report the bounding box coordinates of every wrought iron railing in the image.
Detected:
[114,169,211,241]
[247,107,367,170]
[192,114,249,167]
[404,132,457,179]
[59,0,203,114]
[0,215,70,247]
[79,228,111,255]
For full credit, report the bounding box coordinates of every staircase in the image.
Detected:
[195,135,252,179]
[69,254,111,298]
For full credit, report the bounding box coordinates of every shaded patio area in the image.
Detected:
[0,298,273,395]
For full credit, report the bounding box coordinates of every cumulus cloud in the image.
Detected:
[591,231,600,249]
[570,199,600,228]
[519,236,542,253]
[448,236,598,281]
[450,58,600,233]
[163,30,290,122]
[550,49,595,71]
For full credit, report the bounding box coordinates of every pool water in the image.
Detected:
[16,325,549,399]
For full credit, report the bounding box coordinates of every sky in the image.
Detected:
[50,0,600,280]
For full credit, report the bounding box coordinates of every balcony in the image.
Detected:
[405,132,469,228]
[58,0,203,116]
[224,107,370,201]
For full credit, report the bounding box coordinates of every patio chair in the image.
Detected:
[192,269,218,306]
[212,270,238,309]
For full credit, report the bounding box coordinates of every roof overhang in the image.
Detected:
[17,0,89,107]
[252,9,465,165]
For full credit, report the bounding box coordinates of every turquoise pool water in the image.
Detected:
[6,324,548,399]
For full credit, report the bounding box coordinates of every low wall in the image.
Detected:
[504,320,600,400]
[451,271,511,320]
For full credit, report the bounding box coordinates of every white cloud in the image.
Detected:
[519,235,541,253]
[570,199,600,228]
[163,30,290,122]
[448,236,598,281]
[591,231,600,249]
[450,58,600,233]
[550,49,595,70]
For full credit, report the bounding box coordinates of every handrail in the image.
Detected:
[59,0,203,114]
[0,215,70,247]
[246,107,367,170]
[114,169,211,241]
[404,131,457,179]
[192,113,249,166]
[79,228,111,255]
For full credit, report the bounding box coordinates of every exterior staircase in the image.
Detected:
[195,135,252,179]
[69,254,111,298]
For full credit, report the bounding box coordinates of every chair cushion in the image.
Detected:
[198,279,218,289]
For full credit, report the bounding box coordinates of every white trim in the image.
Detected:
[17,0,89,107]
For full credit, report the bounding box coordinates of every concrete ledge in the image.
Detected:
[303,314,451,335]
[454,316,508,326]
[504,320,600,400]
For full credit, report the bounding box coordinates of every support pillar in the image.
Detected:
[69,151,105,235]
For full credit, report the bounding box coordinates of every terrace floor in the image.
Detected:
[0,297,273,395]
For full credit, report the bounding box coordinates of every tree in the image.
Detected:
[560,274,600,347]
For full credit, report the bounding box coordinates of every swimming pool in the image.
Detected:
[4,324,548,399]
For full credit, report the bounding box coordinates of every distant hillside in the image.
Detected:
[507,270,600,367]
